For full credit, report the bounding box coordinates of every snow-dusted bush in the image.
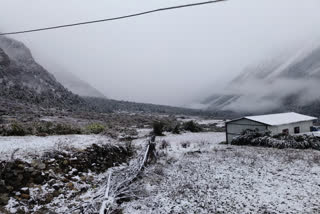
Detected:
[86,123,105,134]
[182,121,202,133]
[230,129,270,146]
[231,129,320,150]
[0,121,83,136]
[172,123,181,134]
[153,121,165,136]
[49,123,82,135]
[159,140,169,150]
[35,122,82,136]
[181,141,191,148]
[8,122,27,136]
[0,122,29,136]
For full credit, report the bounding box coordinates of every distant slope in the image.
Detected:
[0,36,87,110]
[203,45,320,116]
[50,69,106,98]
[0,36,214,117]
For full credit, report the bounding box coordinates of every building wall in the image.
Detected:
[226,119,315,143]
[267,121,314,135]
[226,119,267,144]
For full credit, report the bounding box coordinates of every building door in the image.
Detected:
[294,127,300,134]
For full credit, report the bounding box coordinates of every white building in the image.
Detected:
[226,112,317,144]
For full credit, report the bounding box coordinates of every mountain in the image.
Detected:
[0,36,212,117]
[203,46,320,116]
[50,69,106,98]
[0,36,87,110]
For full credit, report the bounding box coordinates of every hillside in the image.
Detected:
[203,46,320,116]
[50,69,106,98]
[0,36,87,110]
[0,36,212,117]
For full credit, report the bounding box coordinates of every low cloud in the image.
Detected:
[219,77,320,113]
[1,0,320,106]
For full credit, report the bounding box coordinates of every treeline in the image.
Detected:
[84,97,217,116]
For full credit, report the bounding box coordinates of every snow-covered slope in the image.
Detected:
[203,45,320,116]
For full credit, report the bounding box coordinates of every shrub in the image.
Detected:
[36,121,54,135]
[172,124,181,134]
[153,121,165,136]
[7,122,27,136]
[35,122,82,135]
[0,122,83,136]
[181,141,191,148]
[231,129,320,151]
[183,121,202,133]
[159,140,169,150]
[154,120,176,133]
[86,123,105,134]
[54,123,82,135]
[0,125,6,136]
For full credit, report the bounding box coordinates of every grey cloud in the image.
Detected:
[1,0,320,107]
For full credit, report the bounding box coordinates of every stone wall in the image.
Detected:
[0,143,133,208]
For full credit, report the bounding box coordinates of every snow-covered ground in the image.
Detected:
[177,117,226,127]
[0,135,114,161]
[136,128,152,138]
[196,119,226,127]
[2,131,320,213]
[303,131,320,137]
[125,132,320,213]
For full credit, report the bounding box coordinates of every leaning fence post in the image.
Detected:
[99,170,113,214]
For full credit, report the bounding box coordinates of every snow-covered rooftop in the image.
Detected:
[243,112,317,126]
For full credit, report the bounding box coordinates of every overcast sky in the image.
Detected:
[1,0,320,107]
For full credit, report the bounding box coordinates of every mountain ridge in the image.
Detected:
[203,45,320,116]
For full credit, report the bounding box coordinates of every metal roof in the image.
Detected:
[229,112,317,126]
